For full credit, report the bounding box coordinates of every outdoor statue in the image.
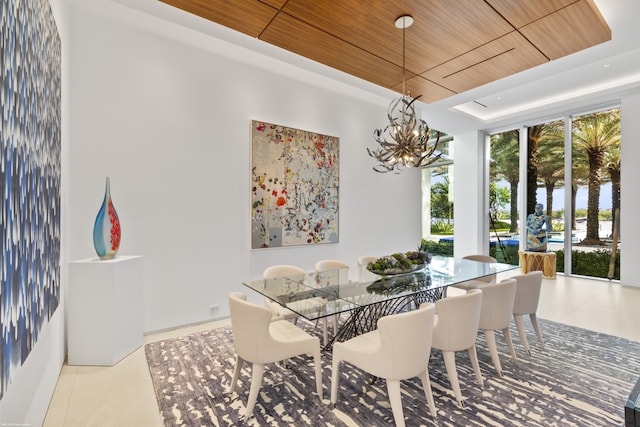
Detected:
[526,203,551,252]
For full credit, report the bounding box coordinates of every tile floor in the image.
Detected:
[43,273,640,427]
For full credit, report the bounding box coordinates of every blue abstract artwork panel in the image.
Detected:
[1,0,61,400]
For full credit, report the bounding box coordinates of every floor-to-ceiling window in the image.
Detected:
[568,108,621,279]
[421,131,454,255]
[527,118,566,269]
[489,129,521,265]
[487,106,621,279]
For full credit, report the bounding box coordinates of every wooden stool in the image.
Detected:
[519,250,556,279]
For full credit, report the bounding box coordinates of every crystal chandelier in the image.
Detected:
[368,15,442,173]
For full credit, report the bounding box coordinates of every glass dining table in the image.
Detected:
[243,256,519,349]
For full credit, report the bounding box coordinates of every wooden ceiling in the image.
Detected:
[159,0,611,103]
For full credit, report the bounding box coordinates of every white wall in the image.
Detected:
[66,2,423,332]
[452,131,488,257]
[620,93,640,287]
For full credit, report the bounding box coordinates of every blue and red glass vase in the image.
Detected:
[93,177,121,260]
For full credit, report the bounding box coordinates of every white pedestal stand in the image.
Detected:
[68,255,144,365]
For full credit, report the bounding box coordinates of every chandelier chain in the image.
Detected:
[402,16,406,96]
[367,14,442,173]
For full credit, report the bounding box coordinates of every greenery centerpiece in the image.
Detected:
[366,271,429,295]
[366,249,431,276]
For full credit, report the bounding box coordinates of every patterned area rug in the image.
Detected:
[145,318,640,426]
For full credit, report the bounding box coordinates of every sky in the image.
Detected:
[492,181,613,212]
[433,174,614,213]
[537,182,612,211]
[518,182,614,212]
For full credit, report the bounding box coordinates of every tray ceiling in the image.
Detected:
[158,0,611,103]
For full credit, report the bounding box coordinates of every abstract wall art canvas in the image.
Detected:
[251,121,339,249]
[1,0,62,400]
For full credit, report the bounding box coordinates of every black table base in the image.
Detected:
[323,287,446,351]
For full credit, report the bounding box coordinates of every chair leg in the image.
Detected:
[467,345,484,389]
[502,327,517,361]
[313,347,323,401]
[322,317,328,347]
[314,305,331,346]
[514,314,531,355]
[442,351,464,408]
[230,355,244,393]
[245,363,265,419]
[386,379,406,427]
[530,313,544,347]
[483,329,503,376]
[419,370,437,419]
[330,358,341,404]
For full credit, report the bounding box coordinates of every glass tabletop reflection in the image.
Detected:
[243,256,518,321]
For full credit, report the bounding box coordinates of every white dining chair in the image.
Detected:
[262,265,305,323]
[512,271,544,354]
[357,256,378,268]
[263,265,330,344]
[228,292,323,419]
[475,278,517,376]
[315,259,349,341]
[331,303,438,426]
[451,254,498,291]
[315,259,349,275]
[357,255,378,283]
[431,288,484,408]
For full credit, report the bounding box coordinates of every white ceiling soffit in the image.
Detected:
[451,48,640,122]
[447,0,640,124]
[97,0,638,128]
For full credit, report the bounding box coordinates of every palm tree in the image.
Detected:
[572,109,621,243]
[431,177,453,224]
[570,148,589,231]
[527,125,543,215]
[537,134,565,217]
[527,121,563,215]
[604,143,621,236]
[490,131,519,233]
